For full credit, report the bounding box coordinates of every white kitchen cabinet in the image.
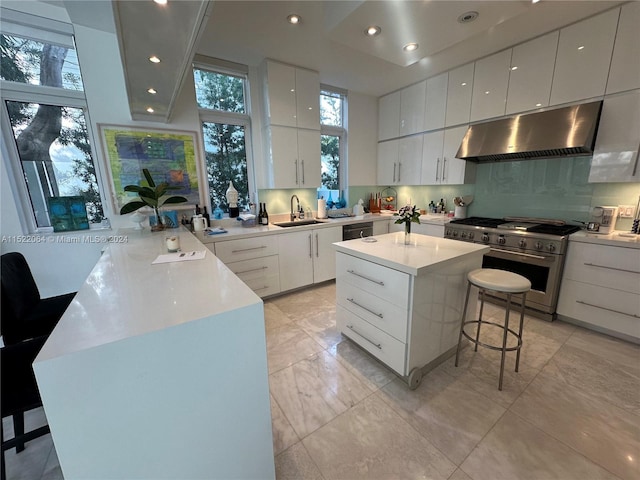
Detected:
[278,225,342,291]
[550,8,619,106]
[589,89,640,183]
[423,72,448,131]
[606,2,640,94]
[378,90,401,141]
[377,136,422,185]
[445,63,474,127]
[373,220,389,236]
[470,49,512,122]
[389,222,444,238]
[420,130,444,185]
[400,81,426,136]
[268,126,320,188]
[558,240,640,341]
[263,60,320,129]
[421,126,474,185]
[506,31,558,115]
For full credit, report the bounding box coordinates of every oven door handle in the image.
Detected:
[489,248,549,261]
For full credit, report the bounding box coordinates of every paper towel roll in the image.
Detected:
[317,199,327,219]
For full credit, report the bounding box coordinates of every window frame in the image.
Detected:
[0,14,108,234]
[319,85,347,195]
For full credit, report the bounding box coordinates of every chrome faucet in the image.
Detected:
[290,194,300,221]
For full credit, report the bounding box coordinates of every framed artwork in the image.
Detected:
[99,125,201,211]
[47,196,90,232]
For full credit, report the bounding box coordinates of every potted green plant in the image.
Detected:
[120,168,188,231]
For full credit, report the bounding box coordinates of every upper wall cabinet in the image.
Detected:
[377,136,423,185]
[506,31,558,115]
[445,63,474,127]
[550,8,619,106]
[263,61,320,130]
[400,81,426,136]
[606,2,640,94]
[470,49,512,122]
[589,89,640,183]
[423,72,448,131]
[378,90,401,141]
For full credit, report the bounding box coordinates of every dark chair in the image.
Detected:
[1,335,51,480]
[1,252,75,345]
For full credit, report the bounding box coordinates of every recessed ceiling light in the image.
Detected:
[149,55,161,63]
[146,107,155,113]
[578,45,585,50]
[484,91,490,95]
[510,66,518,71]
[457,11,479,24]
[532,0,541,4]
[287,14,301,24]
[365,25,381,36]
[536,103,542,107]
[153,0,167,5]
[403,42,419,52]
[461,82,467,86]
[147,88,157,94]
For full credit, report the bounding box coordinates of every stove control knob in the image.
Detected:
[468,232,475,240]
[535,242,543,250]
[498,236,506,245]
[452,230,458,237]
[519,239,527,248]
[461,231,467,239]
[547,243,556,252]
[445,229,451,236]
[482,233,490,243]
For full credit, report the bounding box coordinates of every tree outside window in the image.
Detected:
[318,89,346,204]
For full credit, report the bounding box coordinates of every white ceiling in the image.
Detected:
[59,0,625,121]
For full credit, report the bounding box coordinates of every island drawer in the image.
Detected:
[337,282,409,342]
[337,305,406,375]
[214,236,278,263]
[336,253,410,308]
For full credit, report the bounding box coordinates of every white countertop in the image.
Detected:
[333,232,490,276]
[35,226,260,363]
[570,229,640,249]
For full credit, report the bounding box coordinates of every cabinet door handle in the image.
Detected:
[315,233,319,257]
[295,159,299,185]
[583,263,640,275]
[232,246,267,253]
[346,324,382,349]
[308,234,313,258]
[235,266,268,275]
[393,163,396,183]
[347,297,383,318]
[346,269,385,286]
[576,300,640,318]
[397,162,401,182]
[442,157,447,181]
[436,158,440,181]
[301,159,305,184]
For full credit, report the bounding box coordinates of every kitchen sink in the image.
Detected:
[273,219,329,228]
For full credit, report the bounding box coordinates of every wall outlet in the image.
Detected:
[618,205,636,218]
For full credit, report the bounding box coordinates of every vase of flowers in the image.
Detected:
[120,169,188,231]
[394,205,421,245]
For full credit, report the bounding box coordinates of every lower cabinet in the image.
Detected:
[373,220,389,236]
[389,222,444,237]
[278,226,342,291]
[557,240,640,341]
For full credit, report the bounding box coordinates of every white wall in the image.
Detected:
[347,91,378,186]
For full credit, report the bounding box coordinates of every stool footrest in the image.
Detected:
[460,320,523,353]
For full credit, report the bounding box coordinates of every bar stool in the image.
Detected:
[455,268,531,390]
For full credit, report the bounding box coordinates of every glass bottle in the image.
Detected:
[261,203,269,225]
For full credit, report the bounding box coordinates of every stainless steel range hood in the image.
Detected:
[456,101,603,163]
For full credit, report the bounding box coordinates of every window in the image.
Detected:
[193,62,252,212]
[1,13,105,232]
[318,87,346,205]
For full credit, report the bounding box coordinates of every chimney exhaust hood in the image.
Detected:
[456,101,603,163]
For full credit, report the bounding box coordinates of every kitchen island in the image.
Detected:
[33,227,275,479]
[333,232,489,388]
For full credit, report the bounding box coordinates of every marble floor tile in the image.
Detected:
[461,411,621,480]
[39,448,63,480]
[275,442,325,480]
[295,306,342,350]
[542,343,640,415]
[511,373,640,480]
[270,289,335,319]
[269,354,351,438]
[523,316,576,344]
[448,469,474,480]
[265,323,325,374]
[303,394,457,480]
[270,394,299,455]
[2,433,54,480]
[312,281,337,304]
[378,368,506,465]
[264,302,294,331]
[565,326,640,371]
[328,339,396,391]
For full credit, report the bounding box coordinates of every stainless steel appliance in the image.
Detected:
[444,217,580,320]
[343,222,373,240]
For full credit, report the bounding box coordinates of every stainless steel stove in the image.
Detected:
[445,217,581,320]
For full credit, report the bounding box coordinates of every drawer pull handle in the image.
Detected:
[235,266,268,275]
[231,246,268,253]
[576,300,640,318]
[346,269,385,286]
[583,263,640,275]
[347,298,383,318]
[346,325,382,349]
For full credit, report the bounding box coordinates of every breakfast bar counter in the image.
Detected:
[33,227,275,479]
